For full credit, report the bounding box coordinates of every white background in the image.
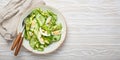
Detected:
[0,0,120,60]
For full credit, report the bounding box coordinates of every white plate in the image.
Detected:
[17,5,67,54]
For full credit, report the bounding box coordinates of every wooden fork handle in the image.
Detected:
[14,37,23,56]
[11,32,22,50]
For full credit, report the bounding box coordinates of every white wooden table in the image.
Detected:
[0,0,120,60]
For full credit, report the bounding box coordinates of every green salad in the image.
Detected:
[24,8,62,51]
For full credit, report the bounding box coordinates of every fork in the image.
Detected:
[11,21,25,56]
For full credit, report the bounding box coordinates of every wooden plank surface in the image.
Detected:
[0,0,120,60]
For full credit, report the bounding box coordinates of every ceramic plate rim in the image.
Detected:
[17,5,67,54]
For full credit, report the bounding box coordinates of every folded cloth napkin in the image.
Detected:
[0,0,45,40]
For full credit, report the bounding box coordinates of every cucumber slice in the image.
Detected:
[52,35,61,42]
